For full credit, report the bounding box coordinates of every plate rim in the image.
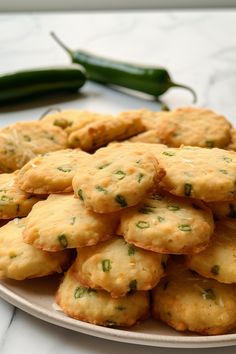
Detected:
[1,282,236,349]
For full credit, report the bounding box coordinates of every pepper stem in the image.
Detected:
[170,82,197,103]
[50,32,73,56]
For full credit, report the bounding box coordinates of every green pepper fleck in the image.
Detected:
[57,166,72,172]
[74,286,96,299]
[23,135,31,142]
[70,216,76,225]
[58,234,68,248]
[223,156,232,163]
[205,140,214,148]
[98,162,111,169]
[78,189,84,201]
[9,254,17,259]
[129,279,137,291]
[53,118,69,129]
[137,173,144,183]
[211,265,220,276]
[178,224,191,232]
[162,151,175,156]
[127,244,136,256]
[219,169,228,175]
[136,221,150,229]
[167,205,180,211]
[102,259,111,272]
[114,170,126,180]
[95,185,108,193]
[157,216,165,222]
[184,183,192,197]
[202,288,216,300]
[115,194,127,208]
[1,195,12,202]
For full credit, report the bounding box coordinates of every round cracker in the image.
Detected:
[17,149,88,194]
[73,236,166,297]
[72,143,164,213]
[0,121,67,172]
[0,218,69,280]
[152,259,236,335]
[0,171,41,219]
[153,107,231,148]
[23,194,118,251]
[56,265,149,327]
[118,191,214,254]
[187,221,236,284]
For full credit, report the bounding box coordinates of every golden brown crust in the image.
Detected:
[153,107,232,148]
[118,191,214,254]
[68,112,145,151]
[72,143,165,213]
[0,121,67,172]
[17,149,88,194]
[23,194,118,251]
[0,218,70,280]
[0,171,41,219]
[71,237,166,297]
[56,266,150,327]
[152,259,236,335]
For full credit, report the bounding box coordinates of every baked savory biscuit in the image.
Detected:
[148,145,236,202]
[0,218,69,280]
[73,237,166,297]
[41,109,112,134]
[72,143,164,213]
[118,192,214,254]
[68,111,145,151]
[187,221,236,284]
[23,194,118,251]
[17,149,88,194]
[0,171,41,219]
[0,121,67,172]
[152,259,236,335]
[56,265,149,327]
[153,107,232,148]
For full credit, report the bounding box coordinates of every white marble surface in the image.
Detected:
[0,10,236,354]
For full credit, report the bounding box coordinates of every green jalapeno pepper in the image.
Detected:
[51,32,196,102]
[0,66,86,106]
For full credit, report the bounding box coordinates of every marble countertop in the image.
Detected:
[0,9,236,354]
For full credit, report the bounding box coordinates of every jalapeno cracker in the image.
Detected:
[72,143,164,213]
[187,221,236,283]
[0,171,41,219]
[152,259,236,335]
[23,194,118,251]
[56,265,149,327]
[72,236,166,297]
[118,191,214,254]
[0,121,67,172]
[17,149,88,194]
[0,218,69,280]
[153,107,231,148]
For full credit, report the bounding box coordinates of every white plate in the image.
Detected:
[0,276,236,348]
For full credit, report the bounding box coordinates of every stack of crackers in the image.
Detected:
[0,107,236,335]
